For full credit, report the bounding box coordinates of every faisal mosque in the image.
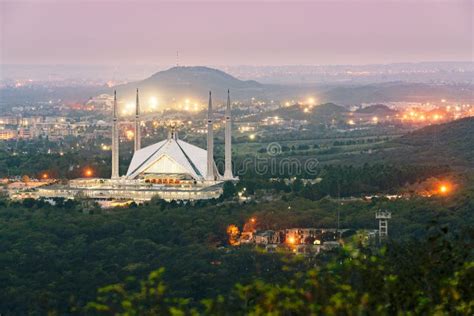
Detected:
[37,89,237,203]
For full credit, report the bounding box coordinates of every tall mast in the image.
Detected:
[111,90,119,179]
[224,89,234,179]
[206,91,215,180]
[134,88,141,152]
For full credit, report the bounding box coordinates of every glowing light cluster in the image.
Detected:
[307,97,316,105]
[239,125,255,133]
[101,144,111,151]
[399,109,447,124]
[287,235,296,245]
[226,224,240,246]
[437,182,453,195]
[84,168,93,177]
[149,96,159,109]
[125,130,134,140]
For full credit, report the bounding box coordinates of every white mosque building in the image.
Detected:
[37,89,237,203]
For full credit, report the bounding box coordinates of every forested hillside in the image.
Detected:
[375,117,474,168]
[1,175,473,314]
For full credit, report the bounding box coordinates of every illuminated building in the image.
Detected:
[0,129,17,140]
[35,90,238,203]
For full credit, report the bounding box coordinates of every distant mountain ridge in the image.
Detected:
[2,65,473,107]
[110,66,474,105]
[115,66,264,101]
[321,82,474,104]
[147,67,261,88]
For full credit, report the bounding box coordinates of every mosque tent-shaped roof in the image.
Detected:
[126,134,219,181]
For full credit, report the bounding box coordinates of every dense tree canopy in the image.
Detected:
[0,174,473,314]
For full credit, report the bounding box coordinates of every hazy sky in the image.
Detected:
[1,0,472,66]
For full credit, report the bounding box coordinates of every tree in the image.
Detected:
[222,181,237,199]
[86,268,193,315]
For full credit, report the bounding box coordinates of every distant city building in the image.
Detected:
[0,128,17,140]
[86,93,114,112]
[236,225,379,256]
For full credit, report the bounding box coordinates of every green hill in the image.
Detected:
[360,117,474,168]
[311,117,474,168]
[115,66,264,101]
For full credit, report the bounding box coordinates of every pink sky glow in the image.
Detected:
[1,0,472,65]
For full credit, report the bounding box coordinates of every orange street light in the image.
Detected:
[84,168,93,177]
[438,183,450,194]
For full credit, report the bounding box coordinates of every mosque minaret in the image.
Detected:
[134,89,141,152]
[111,90,120,179]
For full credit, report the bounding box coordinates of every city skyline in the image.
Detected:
[1,0,472,66]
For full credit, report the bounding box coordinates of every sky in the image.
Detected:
[0,0,472,66]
